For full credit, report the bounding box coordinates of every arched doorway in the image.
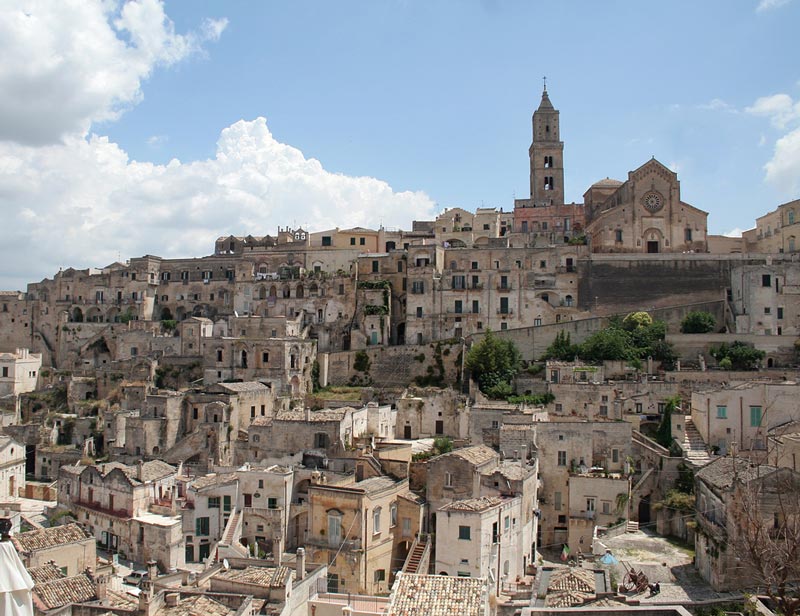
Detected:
[642,228,663,254]
[638,494,651,525]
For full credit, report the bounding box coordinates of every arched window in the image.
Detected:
[327,510,343,547]
[565,295,573,307]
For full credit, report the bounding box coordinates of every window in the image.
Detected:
[685,228,693,242]
[390,502,397,527]
[599,405,608,416]
[778,307,784,319]
[612,448,619,463]
[765,307,771,315]
[454,300,462,314]
[374,569,386,582]
[554,491,562,511]
[452,275,465,289]
[500,297,509,314]
[262,351,269,363]
[472,300,479,314]
[372,260,379,273]
[373,508,381,534]
[458,525,471,540]
[557,451,567,466]
[602,501,611,514]
[208,497,220,509]
[268,497,277,509]
[350,237,356,245]
[445,472,453,487]
[762,274,772,287]
[196,517,210,536]
[360,237,366,245]
[251,406,256,418]
[717,405,727,419]
[322,236,332,246]
[615,229,623,242]
[471,261,478,270]
[750,406,762,427]
[500,322,508,330]
[416,307,422,318]
[1,367,7,377]
[500,275,508,289]
[223,495,231,512]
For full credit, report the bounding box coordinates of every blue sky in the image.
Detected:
[0,0,799,289]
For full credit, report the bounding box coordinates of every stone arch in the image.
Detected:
[159,306,173,321]
[291,375,301,396]
[175,306,187,321]
[282,284,290,298]
[269,285,277,299]
[106,307,120,323]
[446,238,467,248]
[259,286,267,300]
[296,284,304,299]
[309,282,319,296]
[642,228,664,254]
[72,307,84,322]
[85,307,103,322]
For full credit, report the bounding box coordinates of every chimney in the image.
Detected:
[273,536,283,566]
[137,460,144,481]
[147,560,158,584]
[95,574,108,601]
[165,593,179,607]
[295,548,306,581]
[305,408,311,422]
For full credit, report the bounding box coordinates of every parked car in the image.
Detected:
[123,570,148,586]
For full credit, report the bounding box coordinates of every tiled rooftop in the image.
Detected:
[387,573,487,616]
[440,496,503,512]
[13,523,92,553]
[544,567,596,608]
[214,381,270,393]
[213,565,291,587]
[191,472,238,491]
[696,457,778,490]
[33,573,96,609]
[27,563,66,584]
[275,408,350,422]
[354,475,400,495]
[158,594,236,616]
[441,444,498,467]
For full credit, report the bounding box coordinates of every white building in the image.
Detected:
[0,436,25,498]
[435,495,531,586]
[0,349,42,397]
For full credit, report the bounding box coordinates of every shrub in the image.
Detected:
[680,311,716,334]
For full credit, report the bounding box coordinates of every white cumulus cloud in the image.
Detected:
[0,0,226,145]
[756,0,792,11]
[746,92,800,197]
[745,94,800,129]
[0,118,437,290]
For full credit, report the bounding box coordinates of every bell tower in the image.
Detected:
[529,80,564,206]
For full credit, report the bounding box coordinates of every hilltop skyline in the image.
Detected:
[1,0,799,290]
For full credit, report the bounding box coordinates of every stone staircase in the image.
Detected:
[626,520,639,532]
[682,415,712,467]
[401,535,430,575]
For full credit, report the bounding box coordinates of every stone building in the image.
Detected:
[11,523,95,576]
[57,459,183,569]
[305,475,416,595]
[729,260,799,337]
[436,495,532,584]
[534,420,631,553]
[694,457,800,591]
[0,435,25,497]
[743,198,800,253]
[584,159,708,254]
[691,381,800,458]
[395,388,469,440]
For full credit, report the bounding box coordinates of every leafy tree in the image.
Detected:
[680,311,716,333]
[465,330,521,398]
[710,341,765,370]
[542,330,578,361]
[622,311,653,331]
[579,327,634,362]
[650,339,677,370]
[655,395,681,449]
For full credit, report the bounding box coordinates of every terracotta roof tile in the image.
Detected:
[27,563,66,584]
[33,573,96,609]
[387,573,487,616]
[12,523,92,553]
[213,565,291,587]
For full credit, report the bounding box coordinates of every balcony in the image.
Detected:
[496,309,514,315]
[75,498,132,519]
[305,534,362,552]
[496,283,513,292]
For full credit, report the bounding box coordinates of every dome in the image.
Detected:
[591,177,623,188]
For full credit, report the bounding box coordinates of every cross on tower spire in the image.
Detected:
[543,76,547,92]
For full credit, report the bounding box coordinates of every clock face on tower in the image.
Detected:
[642,191,664,213]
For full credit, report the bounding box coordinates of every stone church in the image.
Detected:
[514,86,709,253]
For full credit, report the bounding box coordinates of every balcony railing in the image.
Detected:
[305,534,362,551]
[75,499,132,519]
[497,283,513,291]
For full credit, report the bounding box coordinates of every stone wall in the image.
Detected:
[323,340,462,387]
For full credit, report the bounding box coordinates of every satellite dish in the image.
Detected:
[223,559,230,570]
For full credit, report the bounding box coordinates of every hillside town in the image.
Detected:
[1,88,799,616]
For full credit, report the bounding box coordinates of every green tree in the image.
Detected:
[680,311,716,333]
[542,330,577,361]
[710,341,765,370]
[622,311,654,331]
[465,330,521,398]
[655,395,681,449]
[579,327,634,362]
